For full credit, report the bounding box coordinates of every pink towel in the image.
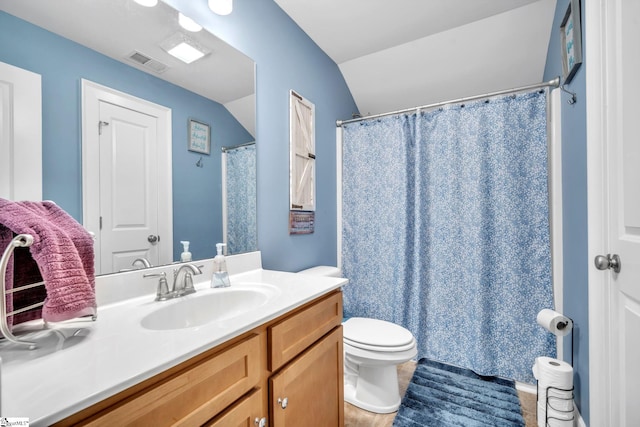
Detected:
[0,198,96,325]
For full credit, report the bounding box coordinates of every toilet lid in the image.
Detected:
[343,317,415,350]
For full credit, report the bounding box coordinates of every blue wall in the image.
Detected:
[0,10,254,261]
[543,1,589,423]
[166,0,359,271]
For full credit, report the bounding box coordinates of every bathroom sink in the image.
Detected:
[140,283,280,331]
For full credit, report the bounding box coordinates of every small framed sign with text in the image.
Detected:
[560,0,582,85]
[188,119,210,155]
[289,210,315,234]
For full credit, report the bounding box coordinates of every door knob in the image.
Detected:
[594,254,621,273]
[254,417,267,427]
[148,234,159,244]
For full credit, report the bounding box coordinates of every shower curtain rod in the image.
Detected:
[336,76,561,127]
[222,141,256,152]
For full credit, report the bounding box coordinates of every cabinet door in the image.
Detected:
[270,327,344,427]
[204,388,265,427]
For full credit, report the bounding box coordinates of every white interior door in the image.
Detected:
[82,80,172,275]
[99,101,159,273]
[0,61,42,201]
[587,0,640,425]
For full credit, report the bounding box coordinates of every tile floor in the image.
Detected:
[344,361,538,427]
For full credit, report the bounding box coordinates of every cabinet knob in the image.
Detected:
[277,397,288,409]
[254,417,267,427]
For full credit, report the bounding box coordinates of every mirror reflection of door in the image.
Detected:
[0,60,42,201]
[99,101,159,273]
[82,80,172,275]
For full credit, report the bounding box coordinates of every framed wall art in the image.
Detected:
[560,0,582,85]
[188,118,210,154]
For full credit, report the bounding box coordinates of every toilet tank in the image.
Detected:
[298,266,343,278]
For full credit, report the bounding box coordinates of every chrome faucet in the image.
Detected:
[143,271,171,301]
[132,258,152,269]
[172,264,202,297]
[143,264,202,301]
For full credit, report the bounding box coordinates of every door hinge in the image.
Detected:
[98,121,110,135]
[99,216,102,230]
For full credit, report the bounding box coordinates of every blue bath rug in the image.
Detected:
[392,358,525,427]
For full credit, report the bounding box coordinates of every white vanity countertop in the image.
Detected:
[0,262,347,426]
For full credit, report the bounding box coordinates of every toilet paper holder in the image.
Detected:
[537,383,575,427]
[535,310,576,426]
[537,309,575,367]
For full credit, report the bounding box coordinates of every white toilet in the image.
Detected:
[299,266,417,414]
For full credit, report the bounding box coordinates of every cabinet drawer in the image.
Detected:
[204,388,264,427]
[269,291,342,371]
[82,333,261,426]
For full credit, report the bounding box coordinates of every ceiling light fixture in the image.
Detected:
[178,13,202,32]
[208,0,233,16]
[160,33,210,64]
[133,0,158,7]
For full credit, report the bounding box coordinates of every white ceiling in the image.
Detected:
[0,0,256,136]
[2,0,558,127]
[275,0,557,117]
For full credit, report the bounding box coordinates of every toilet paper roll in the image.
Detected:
[536,402,544,427]
[537,402,574,427]
[534,356,573,426]
[535,357,573,388]
[547,395,574,412]
[537,309,573,337]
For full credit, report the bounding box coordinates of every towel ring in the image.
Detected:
[0,234,39,349]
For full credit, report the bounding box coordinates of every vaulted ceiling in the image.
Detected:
[275,0,557,117]
[1,0,558,123]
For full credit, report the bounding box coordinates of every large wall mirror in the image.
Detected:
[0,0,257,275]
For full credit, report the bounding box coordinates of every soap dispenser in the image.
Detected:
[211,243,231,288]
[180,241,192,262]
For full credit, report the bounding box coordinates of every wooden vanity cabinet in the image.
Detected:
[55,333,265,427]
[54,290,343,427]
[268,291,344,427]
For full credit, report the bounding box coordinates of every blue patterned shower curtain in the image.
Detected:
[224,144,257,254]
[341,90,555,383]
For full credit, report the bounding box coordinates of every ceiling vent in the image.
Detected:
[126,51,168,73]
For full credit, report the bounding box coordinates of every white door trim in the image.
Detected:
[586,0,612,424]
[81,79,173,273]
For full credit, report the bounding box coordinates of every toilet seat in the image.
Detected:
[343,317,415,352]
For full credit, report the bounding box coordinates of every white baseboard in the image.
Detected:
[516,381,537,394]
